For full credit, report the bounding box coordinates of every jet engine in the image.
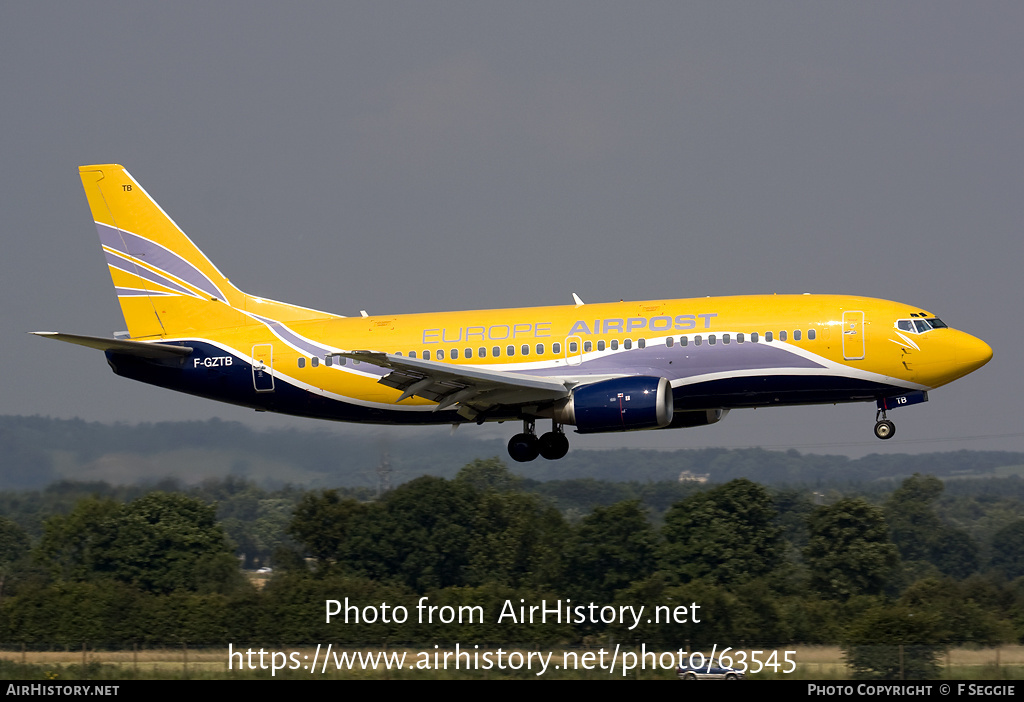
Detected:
[554,376,674,433]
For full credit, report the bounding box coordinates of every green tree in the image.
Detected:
[0,516,29,601]
[454,457,523,493]
[659,479,782,584]
[842,604,946,679]
[899,578,1012,646]
[287,489,372,566]
[804,498,899,599]
[97,492,243,594]
[990,519,1024,579]
[562,500,657,602]
[464,489,567,589]
[35,492,244,595]
[885,474,979,579]
[35,497,121,582]
[339,476,479,591]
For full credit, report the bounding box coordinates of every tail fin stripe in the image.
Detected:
[120,168,234,283]
[114,287,178,298]
[104,252,198,297]
[96,223,227,302]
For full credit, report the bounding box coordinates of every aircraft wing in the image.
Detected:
[337,350,571,415]
[31,332,194,359]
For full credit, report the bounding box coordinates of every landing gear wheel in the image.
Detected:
[507,433,540,462]
[874,419,896,440]
[538,431,570,460]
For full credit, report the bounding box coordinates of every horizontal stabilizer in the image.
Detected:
[31,332,193,359]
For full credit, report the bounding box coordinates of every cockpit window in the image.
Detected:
[897,317,947,334]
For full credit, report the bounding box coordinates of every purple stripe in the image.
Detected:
[251,314,331,359]
[106,251,196,296]
[524,341,826,382]
[115,287,175,297]
[97,223,225,301]
[250,314,390,377]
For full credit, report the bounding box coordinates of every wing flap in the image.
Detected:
[336,350,570,412]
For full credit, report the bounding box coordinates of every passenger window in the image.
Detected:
[311,357,319,367]
[680,336,688,347]
[694,336,702,346]
[708,335,716,345]
[553,343,561,354]
[610,340,619,350]
[751,332,758,343]
[583,341,592,352]
[423,350,430,360]
[409,351,417,358]
[297,357,306,368]
[624,339,632,350]
[478,347,486,358]
[737,333,744,343]
[325,355,333,367]
[793,330,801,341]
[808,329,816,340]
[521,344,530,356]
[493,346,501,357]
[537,343,546,354]
[780,331,787,341]
[464,348,472,359]
[436,349,445,360]
[638,338,645,349]
[507,345,515,356]
[597,340,605,351]
[666,337,674,348]
[765,332,773,342]
[451,349,458,360]
[569,341,578,353]
[723,334,730,344]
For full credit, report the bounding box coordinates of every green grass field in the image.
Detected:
[3,645,1024,680]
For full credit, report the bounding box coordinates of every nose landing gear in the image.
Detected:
[874,409,896,440]
[507,420,570,462]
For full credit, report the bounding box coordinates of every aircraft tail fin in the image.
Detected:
[78,164,334,339]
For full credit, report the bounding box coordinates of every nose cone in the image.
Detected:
[956,333,993,374]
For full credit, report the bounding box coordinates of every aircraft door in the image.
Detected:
[252,343,275,392]
[842,311,865,361]
[565,335,583,366]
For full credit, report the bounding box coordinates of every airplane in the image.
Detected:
[33,164,993,462]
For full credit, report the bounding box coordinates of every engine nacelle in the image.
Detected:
[554,376,674,434]
[664,408,729,429]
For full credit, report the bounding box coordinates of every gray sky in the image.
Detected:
[3,2,1021,458]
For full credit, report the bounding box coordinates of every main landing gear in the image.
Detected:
[874,409,896,440]
[508,420,570,462]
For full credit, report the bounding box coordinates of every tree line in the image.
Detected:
[2,459,1024,679]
